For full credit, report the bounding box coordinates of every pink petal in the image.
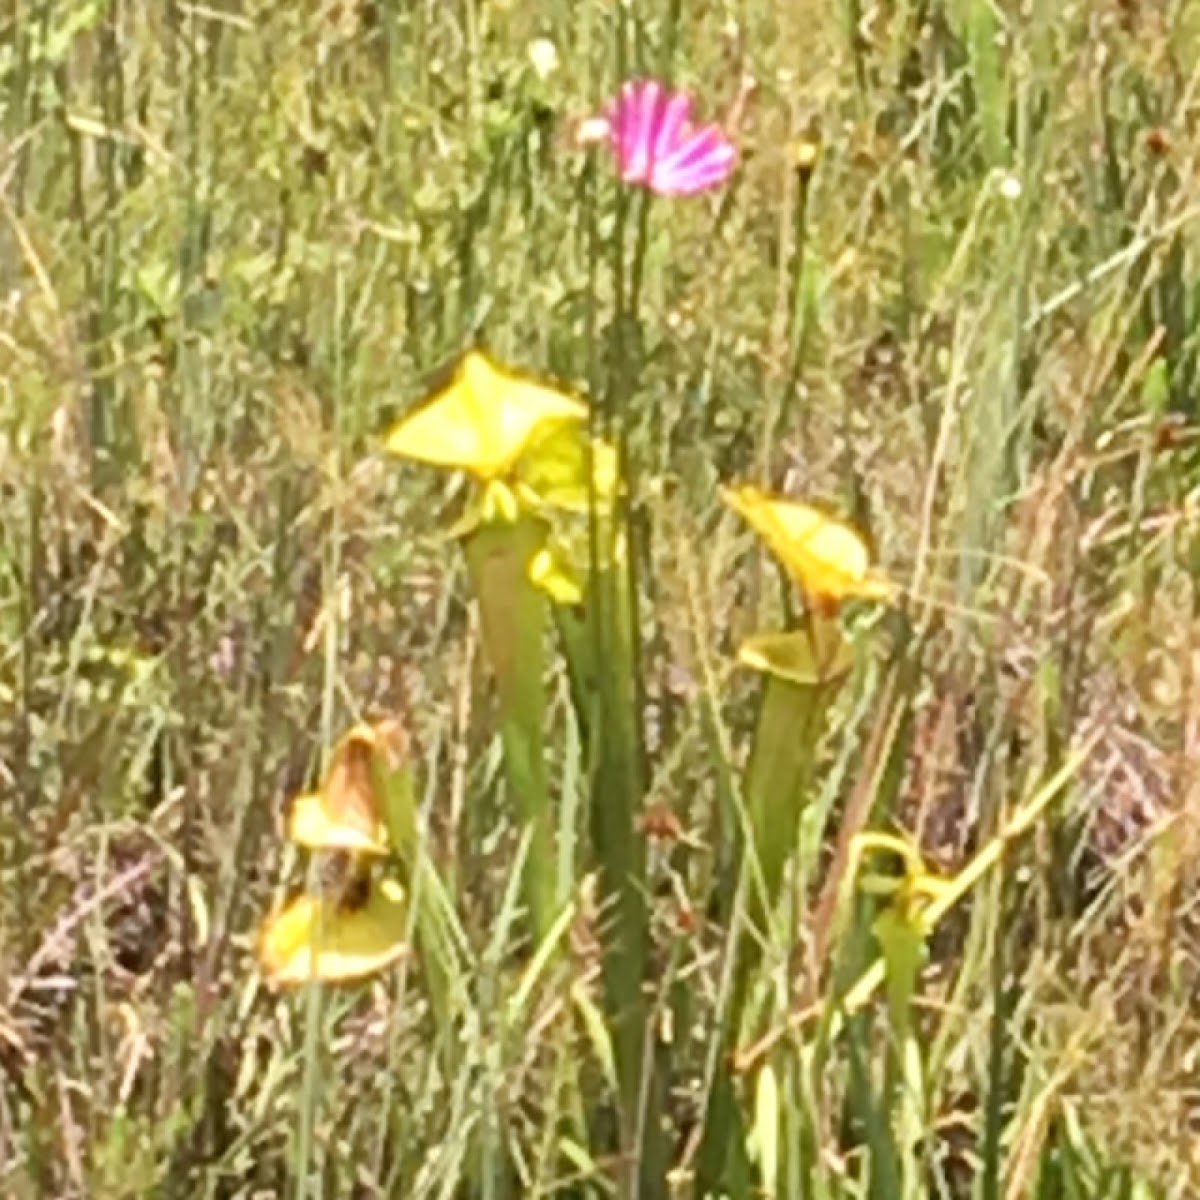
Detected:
[657,124,730,173]
[652,91,694,163]
[615,80,665,185]
[653,126,736,195]
[670,159,736,195]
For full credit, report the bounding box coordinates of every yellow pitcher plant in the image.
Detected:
[717,483,897,1067]
[384,349,621,940]
[722,485,893,609]
[258,721,411,986]
[385,349,618,605]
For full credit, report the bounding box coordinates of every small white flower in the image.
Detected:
[528,37,559,80]
[998,172,1022,201]
[574,116,612,147]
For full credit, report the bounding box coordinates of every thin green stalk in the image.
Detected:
[979,868,1008,1200]
[627,190,653,324]
[783,154,817,422]
[586,554,653,1196]
[59,77,114,482]
[13,476,49,1190]
[759,152,816,489]
[843,0,868,99]
[377,741,469,1041]
[295,83,355,1200]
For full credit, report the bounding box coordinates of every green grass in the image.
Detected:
[3,1,1200,1196]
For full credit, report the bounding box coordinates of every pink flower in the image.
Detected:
[584,79,736,197]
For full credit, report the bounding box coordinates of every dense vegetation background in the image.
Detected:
[2,1,1199,1196]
